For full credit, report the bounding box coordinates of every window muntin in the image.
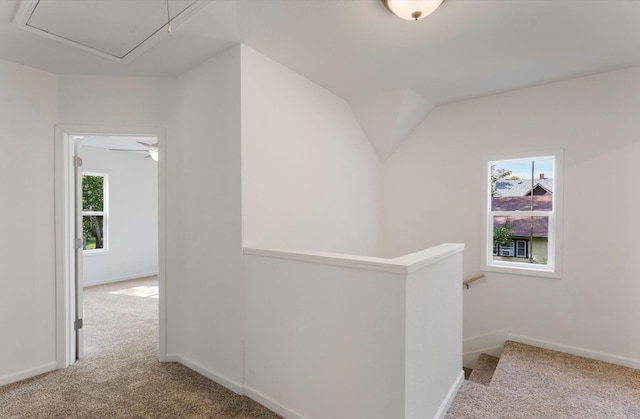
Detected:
[483,151,562,277]
[82,173,108,252]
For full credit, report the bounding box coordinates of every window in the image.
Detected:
[82,172,108,252]
[515,240,528,258]
[499,240,515,257]
[483,150,563,277]
[494,240,528,258]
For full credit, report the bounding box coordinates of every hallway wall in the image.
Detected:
[0,59,57,384]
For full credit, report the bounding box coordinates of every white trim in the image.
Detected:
[163,354,244,395]
[55,124,167,366]
[243,243,464,275]
[508,334,640,370]
[244,386,308,419]
[434,370,465,419]
[481,148,564,279]
[482,264,561,279]
[0,362,57,387]
[54,126,75,368]
[244,371,465,419]
[394,244,466,273]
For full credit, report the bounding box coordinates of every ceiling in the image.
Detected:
[2,0,640,158]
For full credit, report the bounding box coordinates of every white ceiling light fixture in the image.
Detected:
[382,0,444,21]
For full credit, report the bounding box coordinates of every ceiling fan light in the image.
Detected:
[382,0,444,21]
[149,149,159,162]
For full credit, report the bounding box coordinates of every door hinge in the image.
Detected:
[74,318,83,331]
[73,156,83,168]
[74,238,83,249]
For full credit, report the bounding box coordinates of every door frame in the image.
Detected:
[54,124,167,367]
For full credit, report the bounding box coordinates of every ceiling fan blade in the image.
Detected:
[136,141,155,147]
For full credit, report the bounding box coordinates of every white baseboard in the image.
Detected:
[244,385,308,419]
[508,334,640,370]
[83,272,159,287]
[163,354,243,395]
[434,370,464,419]
[0,361,57,386]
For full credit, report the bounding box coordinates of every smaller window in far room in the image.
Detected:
[483,150,563,278]
[82,172,108,253]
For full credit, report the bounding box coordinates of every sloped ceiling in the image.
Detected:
[2,0,640,160]
[349,89,434,162]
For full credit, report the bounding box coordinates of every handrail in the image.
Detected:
[463,274,485,289]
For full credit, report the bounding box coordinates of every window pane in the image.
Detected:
[516,240,527,258]
[493,216,548,264]
[499,240,514,256]
[83,215,104,250]
[491,158,553,211]
[82,175,104,211]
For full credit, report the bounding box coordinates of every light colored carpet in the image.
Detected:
[467,353,499,386]
[446,340,640,418]
[0,277,281,419]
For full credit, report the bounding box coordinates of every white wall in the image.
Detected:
[0,59,58,384]
[166,45,244,390]
[81,146,158,286]
[57,75,178,128]
[245,254,406,419]
[244,244,463,419]
[241,46,383,257]
[383,66,640,368]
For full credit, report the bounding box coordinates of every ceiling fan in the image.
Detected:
[109,141,158,161]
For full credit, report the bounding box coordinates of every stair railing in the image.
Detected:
[463,274,485,289]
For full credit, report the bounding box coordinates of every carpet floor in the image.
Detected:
[0,277,281,419]
[446,340,640,418]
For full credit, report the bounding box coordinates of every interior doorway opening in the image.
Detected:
[54,125,166,368]
[79,135,159,359]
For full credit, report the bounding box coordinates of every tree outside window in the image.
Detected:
[82,173,107,251]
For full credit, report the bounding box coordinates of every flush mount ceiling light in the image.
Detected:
[382,0,444,21]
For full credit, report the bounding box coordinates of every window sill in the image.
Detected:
[482,264,561,279]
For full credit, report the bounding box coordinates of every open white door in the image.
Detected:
[73,138,84,359]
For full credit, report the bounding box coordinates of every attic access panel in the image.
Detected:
[13,0,210,63]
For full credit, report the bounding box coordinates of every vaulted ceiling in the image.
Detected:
[2,0,640,160]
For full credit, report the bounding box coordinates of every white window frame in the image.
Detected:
[482,149,563,278]
[82,171,109,254]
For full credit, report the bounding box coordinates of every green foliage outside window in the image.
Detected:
[493,218,513,247]
[82,175,105,250]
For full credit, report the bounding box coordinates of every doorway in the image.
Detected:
[54,125,166,368]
